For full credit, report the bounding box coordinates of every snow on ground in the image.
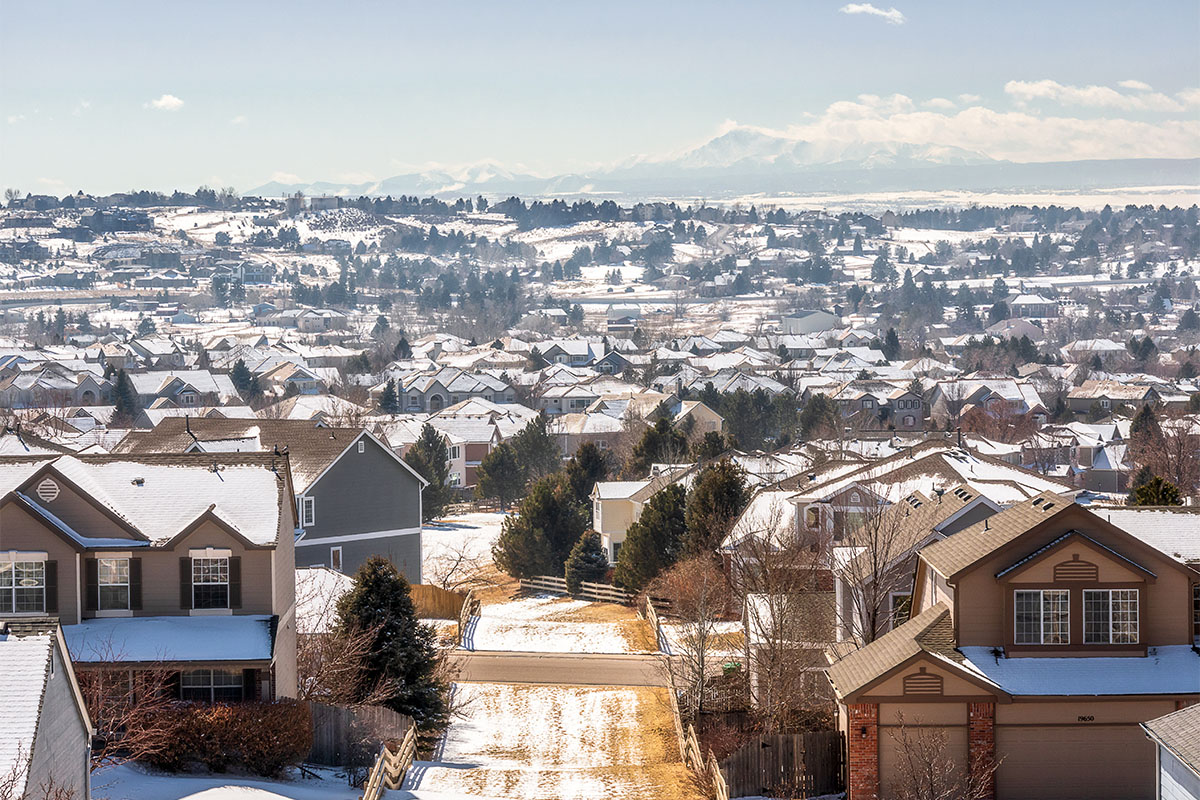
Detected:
[462,593,651,654]
[659,620,745,661]
[94,763,359,800]
[422,511,508,585]
[404,682,697,800]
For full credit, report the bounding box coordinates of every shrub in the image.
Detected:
[143,700,312,777]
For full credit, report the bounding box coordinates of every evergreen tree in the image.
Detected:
[564,532,609,593]
[691,431,728,462]
[798,394,839,439]
[565,442,610,506]
[335,557,446,727]
[1127,475,1183,506]
[1178,308,1199,332]
[882,328,902,361]
[628,418,687,476]
[136,316,156,336]
[613,483,686,591]
[476,442,523,509]
[379,379,400,414]
[1129,404,1160,441]
[526,346,547,370]
[112,369,141,426]
[683,460,750,556]
[492,475,588,577]
[230,359,261,402]
[404,424,454,522]
[394,336,413,360]
[511,414,561,484]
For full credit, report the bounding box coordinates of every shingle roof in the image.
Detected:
[826,602,966,700]
[918,491,1074,579]
[1142,702,1200,776]
[0,633,52,796]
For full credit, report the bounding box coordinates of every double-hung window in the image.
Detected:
[300,496,315,528]
[1014,589,1069,644]
[98,558,130,611]
[181,669,243,703]
[192,557,229,610]
[1084,589,1138,644]
[0,560,45,613]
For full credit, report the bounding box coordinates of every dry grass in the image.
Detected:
[470,564,521,605]
[542,599,637,623]
[709,630,746,651]
[619,618,659,653]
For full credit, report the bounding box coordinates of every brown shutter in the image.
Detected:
[84,558,98,612]
[44,560,58,614]
[130,558,142,610]
[242,668,257,702]
[229,557,241,609]
[180,557,191,610]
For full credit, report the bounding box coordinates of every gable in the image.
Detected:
[15,468,142,542]
[998,532,1156,585]
[856,652,1003,702]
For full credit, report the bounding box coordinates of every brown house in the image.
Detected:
[828,493,1200,800]
[0,453,297,702]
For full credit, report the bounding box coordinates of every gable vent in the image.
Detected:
[35,478,59,503]
[1054,554,1099,582]
[903,667,943,696]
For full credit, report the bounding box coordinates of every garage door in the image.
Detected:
[996,726,1154,800]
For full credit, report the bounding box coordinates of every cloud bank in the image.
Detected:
[839,3,905,25]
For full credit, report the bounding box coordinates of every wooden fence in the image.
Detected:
[307,701,414,768]
[457,588,480,646]
[410,584,468,620]
[360,725,417,800]
[643,596,664,652]
[718,731,845,800]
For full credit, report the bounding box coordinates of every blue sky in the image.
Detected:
[2,0,1198,193]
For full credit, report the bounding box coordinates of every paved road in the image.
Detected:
[450,649,668,686]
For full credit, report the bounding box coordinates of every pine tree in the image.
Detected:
[511,414,561,485]
[882,328,902,361]
[691,431,728,462]
[613,483,686,591]
[628,418,687,476]
[335,556,446,727]
[492,475,588,577]
[1127,475,1183,507]
[476,442,523,509]
[564,532,609,593]
[379,379,400,414]
[404,424,454,522]
[565,442,610,506]
[683,460,750,556]
[394,336,413,360]
[112,369,141,426]
[230,358,261,402]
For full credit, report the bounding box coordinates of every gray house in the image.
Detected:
[114,418,427,581]
[0,622,93,799]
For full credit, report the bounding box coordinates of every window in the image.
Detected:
[449,472,462,487]
[0,561,45,613]
[1085,589,1138,644]
[903,415,916,427]
[192,558,229,610]
[1014,589,1069,644]
[98,558,130,611]
[301,496,315,527]
[861,399,872,409]
[597,440,609,450]
[1100,398,1111,409]
[180,392,197,406]
[330,547,342,572]
[357,440,365,454]
[611,542,622,562]
[181,669,243,703]
[449,446,461,460]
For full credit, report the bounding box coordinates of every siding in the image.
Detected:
[296,532,421,585]
[302,437,421,539]
[1160,746,1200,800]
[28,643,90,799]
[0,504,80,623]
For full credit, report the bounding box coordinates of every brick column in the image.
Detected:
[968,702,996,800]
[847,703,879,800]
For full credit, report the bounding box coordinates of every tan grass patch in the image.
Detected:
[619,619,659,653]
[541,600,637,623]
[710,630,746,651]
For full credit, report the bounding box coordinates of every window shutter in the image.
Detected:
[179,558,191,610]
[130,558,143,610]
[84,559,98,612]
[242,668,257,702]
[44,560,58,614]
[229,557,241,609]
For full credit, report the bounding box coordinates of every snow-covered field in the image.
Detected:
[404,682,697,800]
[93,763,359,800]
[421,511,508,586]
[462,594,652,654]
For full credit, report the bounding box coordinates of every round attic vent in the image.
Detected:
[36,478,60,503]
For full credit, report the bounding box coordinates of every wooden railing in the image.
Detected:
[644,596,665,653]
[456,588,480,647]
[359,725,418,800]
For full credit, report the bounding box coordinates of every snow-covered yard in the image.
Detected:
[93,763,359,800]
[422,512,508,587]
[403,682,699,800]
[462,593,655,654]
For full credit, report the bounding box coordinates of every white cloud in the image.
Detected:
[712,92,1200,163]
[230,115,247,125]
[958,93,982,104]
[1118,79,1153,92]
[839,3,905,24]
[923,97,956,110]
[1178,88,1200,108]
[6,114,26,125]
[72,100,91,116]
[270,171,302,184]
[146,94,184,111]
[1004,79,1192,112]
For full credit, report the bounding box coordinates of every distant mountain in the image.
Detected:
[245,128,1199,199]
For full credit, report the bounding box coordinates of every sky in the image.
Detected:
[2,0,1199,194]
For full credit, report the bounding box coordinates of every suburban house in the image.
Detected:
[591,468,694,563]
[828,493,1200,800]
[1067,380,1159,416]
[0,453,298,703]
[114,418,428,580]
[127,370,242,408]
[1141,702,1200,800]
[0,621,93,799]
[783,310,840,335]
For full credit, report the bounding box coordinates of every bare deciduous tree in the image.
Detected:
[0,746,78,800]
[886,711,1000,800]
[651,556,730,720]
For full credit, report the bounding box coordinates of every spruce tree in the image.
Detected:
[1127,475,1183,507]
[565,442,610,506]
[511,413,561,483]
[404,424,453,522]
[564,532,609,592]
[683,460,750,556]
[335,557,446,727]
[230,359,260,401]
[476,442,523,509]
[492,475,587,578]
[613,483,686,591]
[112,369,141,426]
[379,379,400,414]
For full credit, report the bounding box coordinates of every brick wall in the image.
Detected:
[847,703,879,800]
[968,701,996,800]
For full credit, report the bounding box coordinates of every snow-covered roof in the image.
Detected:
[592,480,651,500]
[63,615,275,663]
[1100,508,1200,564]
[960,646,1200,696]
[296,567,355,635]
[0,633,52,795]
